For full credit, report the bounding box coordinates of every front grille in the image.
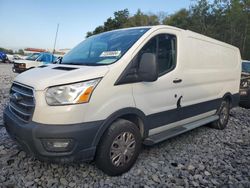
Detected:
[14,63,20,68]
[14,63,25,68]
[9,82,35,123]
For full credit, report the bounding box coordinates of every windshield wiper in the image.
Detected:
[62,62,108,66]
[62,62,82,65]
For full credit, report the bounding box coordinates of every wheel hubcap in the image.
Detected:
[220,106,228,125]
[110,132,136,167]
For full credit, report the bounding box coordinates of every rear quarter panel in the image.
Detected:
[180,33,241,107]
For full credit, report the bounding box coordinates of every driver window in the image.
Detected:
[138,34,177,76]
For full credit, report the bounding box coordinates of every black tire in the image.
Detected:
[210,100,230,130]
[95,119,141,176]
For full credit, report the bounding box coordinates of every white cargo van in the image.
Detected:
[3,25,241,176]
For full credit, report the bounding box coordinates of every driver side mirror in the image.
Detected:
[138,53,158,82]
[54,56,62,64]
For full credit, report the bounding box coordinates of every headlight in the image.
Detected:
[45,78,101,105]
[20,63,26,68]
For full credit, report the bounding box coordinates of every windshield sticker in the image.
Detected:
[100,51,121,57]
[98,59,117,64]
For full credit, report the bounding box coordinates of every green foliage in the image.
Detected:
[86,0,250,59]
[0,48,25,55]
[0,47,13,54]
[124,10,160,27]
[86,9,130,37]
[163,9,190,29]
[17,49,24,55]
[86,9,159,37]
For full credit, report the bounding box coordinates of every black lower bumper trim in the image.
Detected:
[3,107,103,162]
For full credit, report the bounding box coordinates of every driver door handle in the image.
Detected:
[173,79,182,83]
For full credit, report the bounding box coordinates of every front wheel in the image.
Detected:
[210,100,230,130]
[95,119,141,176]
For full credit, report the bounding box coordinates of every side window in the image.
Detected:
[53,56,57,62]
[158,34,177,75]
[138,34,177,76]
[41,54,52,63]
[139,37,157,55]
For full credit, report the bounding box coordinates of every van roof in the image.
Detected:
[111,25,238,50]
[153,25,238,50]
[111,25,182,32]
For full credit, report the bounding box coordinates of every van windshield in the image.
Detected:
[242,62,250,73]
[26,53,40,61]
[61,28,150,66]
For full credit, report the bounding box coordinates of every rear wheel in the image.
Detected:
[210,100,230,130]
[95,119,141,176]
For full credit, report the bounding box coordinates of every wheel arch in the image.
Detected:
[222,92,239,109]
[222,92,233,104]
[92,108,147,147]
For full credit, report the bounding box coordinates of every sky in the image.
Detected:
[0,0,195,50]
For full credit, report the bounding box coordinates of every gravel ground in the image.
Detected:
[0,63,249,188]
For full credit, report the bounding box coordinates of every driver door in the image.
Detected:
[132,32,182,134]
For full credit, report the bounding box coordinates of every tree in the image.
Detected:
[17,49,24,55]
[86,9,130,37]
[189,0,214,35]
[114,9,130,28]
[124,9,159,27]
[224,0,250,59]
[163,9,190,29]
[0,47,13,54]
[86,9,159,37]
[85,0,250,59]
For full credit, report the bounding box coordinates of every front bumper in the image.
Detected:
[3,107,103,162]
[239,88,250,107]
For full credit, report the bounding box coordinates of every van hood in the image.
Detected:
[14,64,110,90]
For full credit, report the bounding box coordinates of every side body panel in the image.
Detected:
[14,60,43,69]
[181,31,241,107]
[132,29,241,136]
[25,61,43,69]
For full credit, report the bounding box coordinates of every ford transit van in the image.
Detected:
[3,25,241,176]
